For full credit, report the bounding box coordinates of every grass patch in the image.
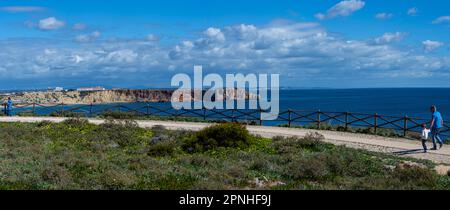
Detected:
[0,120,447,190]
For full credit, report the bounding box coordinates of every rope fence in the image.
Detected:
[2,102,449,139]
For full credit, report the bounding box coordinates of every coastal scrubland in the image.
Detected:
[0,119,448,190]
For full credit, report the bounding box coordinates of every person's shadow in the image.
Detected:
[392,149,425,155]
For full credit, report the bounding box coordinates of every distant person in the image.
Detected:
[421,124,430,153]
[6,97,13,116]
[429,105,444,150]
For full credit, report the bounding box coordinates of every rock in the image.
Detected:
[3,88,258,105]
[108,142,120,148]
[435,165,450,176]
[251,178,265,188]
[384,164,396,171]
[248,178,286,188]
[150,134,170,144]
[267,181,286,187]
[396,161,427,170]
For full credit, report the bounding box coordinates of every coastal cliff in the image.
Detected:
[3,89,257,105]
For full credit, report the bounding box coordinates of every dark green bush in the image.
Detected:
[147,140,178,157]
[36,120,53,127]
[151,125,167,136]
[285,155,329,180]
[101,110,138,119]
[63,118,90,127]
[182,123,252,153]
[50,111,86,118]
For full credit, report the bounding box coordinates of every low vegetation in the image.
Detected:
[278,123,446,142]
[0,119,448,190]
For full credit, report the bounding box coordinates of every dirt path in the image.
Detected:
[1,116,450,164]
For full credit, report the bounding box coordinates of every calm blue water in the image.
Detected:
[278,88,450,120]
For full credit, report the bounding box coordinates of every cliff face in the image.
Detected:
[4,89,258,105]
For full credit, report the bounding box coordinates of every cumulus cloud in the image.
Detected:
[407,7,418,16]
[38,17,65,30]
[422,40,443,52]
[1,21,450,87]
[374,32,407,44]
[204,27,226,42]
[0,6,45,12]
[432,16,450,24]
[74,31,101,43]
[375,13,393,20]
[315,0,365,20]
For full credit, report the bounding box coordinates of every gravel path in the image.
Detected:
[1,116,450,164]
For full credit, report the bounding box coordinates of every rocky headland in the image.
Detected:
[1,89,258,105]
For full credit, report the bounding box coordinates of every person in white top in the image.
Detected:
[421,124,430,153]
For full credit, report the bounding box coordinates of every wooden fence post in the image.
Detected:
[60,103,64,117]
[259,108,263,126]
[288,109,292,127]
[89,103,93,116]
[345,112,349,130]
[374,113,378,135]
[403,115,408,137]
[32,102,36,115]
[317,110,321,129]
[203,109,206,121]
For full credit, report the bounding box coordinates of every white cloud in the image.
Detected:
[407,7,418,16]
[375,13,393,20]
[422,40,443,52]
[147,34,160,41]
[73,23,87,30]
[204,27,226,42]
[0,6,45,12]
[74,31,101,43]
[432,16,450,24]
[315,0,365,20]
[105,49,138,63]
[1,21,450,86]
[38,17,65,30]
[374,32,407,44]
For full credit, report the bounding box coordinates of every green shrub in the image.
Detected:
[320,147,384,177]
[182,123,252,153]
[63,118,90,127]
[36,120,53,127]
[101,110,138,119]
[95,119,147,147]
[284,155,329,180]
[189,154,213,167]
[147,140,178,157]
[272,132,324,154]
[50,111,85,118]
[17,111,36,117]
[151,125,167,136]
[390,166,438,189]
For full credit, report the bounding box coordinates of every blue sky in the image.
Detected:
[1,0,450,89]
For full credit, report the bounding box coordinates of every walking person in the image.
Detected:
[429,105,444,150]
[6,97,13,116]
[421,124,430,153]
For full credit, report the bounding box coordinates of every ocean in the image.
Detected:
[9,88,450,121]
[277,88,450,120]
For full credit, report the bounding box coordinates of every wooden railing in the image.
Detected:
[2,102,449,139]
